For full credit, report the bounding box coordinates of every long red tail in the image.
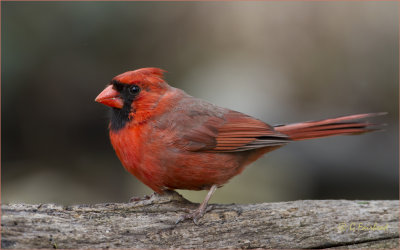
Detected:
[274,113,386,141]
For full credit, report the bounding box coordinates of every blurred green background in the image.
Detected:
[2,2,398,205]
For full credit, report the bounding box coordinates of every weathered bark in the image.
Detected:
[1,192,398,249]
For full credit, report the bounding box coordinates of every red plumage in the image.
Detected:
[95,67,384,223]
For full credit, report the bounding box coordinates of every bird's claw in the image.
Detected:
[175,205,213,225]
[129,194,151,202]
[176,208,204,225]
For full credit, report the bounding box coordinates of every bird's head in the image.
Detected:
[95,67,170,131]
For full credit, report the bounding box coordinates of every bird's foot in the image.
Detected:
[175,205,212,225]
[129,194,151,202]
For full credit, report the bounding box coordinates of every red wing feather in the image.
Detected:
[182,110,289,153]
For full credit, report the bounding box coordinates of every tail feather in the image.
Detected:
[274,112,386,141]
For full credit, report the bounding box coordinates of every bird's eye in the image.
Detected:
[128,85,141,95]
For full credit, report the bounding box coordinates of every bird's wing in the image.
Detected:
[175,108,290,153]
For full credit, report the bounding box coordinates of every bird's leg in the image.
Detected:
[176,184,218,224]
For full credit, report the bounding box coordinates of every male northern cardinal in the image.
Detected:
[95,67,384,224]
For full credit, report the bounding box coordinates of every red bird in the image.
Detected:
[95,67,384,223]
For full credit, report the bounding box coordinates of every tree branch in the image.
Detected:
[1,192,398,249]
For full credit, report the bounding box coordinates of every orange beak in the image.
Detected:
[95,85,124,109]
